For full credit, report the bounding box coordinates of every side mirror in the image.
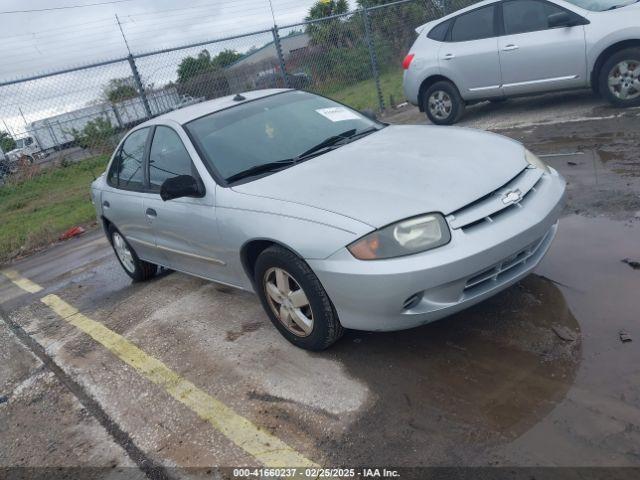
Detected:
[160,175,203,201]
[548,12,575,28]
[361,109,378,122]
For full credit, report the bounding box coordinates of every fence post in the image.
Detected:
[128,54,152,119]
[272,26,290,88]
[362,6,385,112]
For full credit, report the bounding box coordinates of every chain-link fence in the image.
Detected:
[0,0,477,184]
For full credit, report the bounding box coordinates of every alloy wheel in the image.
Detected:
[112,232,136,274]
[608,60,640,101]
[263,267,314,337]
[428,90,453,120]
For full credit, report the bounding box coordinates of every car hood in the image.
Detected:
[232,125,527,228]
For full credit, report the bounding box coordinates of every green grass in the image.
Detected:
[326,69,405,111]
[0,156,108,264]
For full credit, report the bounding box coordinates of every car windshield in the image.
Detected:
[184,91,383,183]
[563,0,638,11]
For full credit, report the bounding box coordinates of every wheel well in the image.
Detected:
[101,216,113,242]
[591,40,640,93]
[418,75,456,111]
[240,240,278,285]
[240,240,307,287]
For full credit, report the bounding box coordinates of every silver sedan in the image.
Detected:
[91,89,566,350]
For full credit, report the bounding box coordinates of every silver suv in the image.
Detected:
[402,0,640,124]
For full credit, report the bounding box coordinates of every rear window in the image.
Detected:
[427,20,451,41]
[450,5,497,42]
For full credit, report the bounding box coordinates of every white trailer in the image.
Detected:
[26,88,182,153]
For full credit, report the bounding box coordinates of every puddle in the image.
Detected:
[327,275,580,465]
[329,214,640,465]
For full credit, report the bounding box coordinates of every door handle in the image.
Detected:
[145,208,157,218]
[102,201,110,208]
[502,44,519,51]
[443,53,455,60]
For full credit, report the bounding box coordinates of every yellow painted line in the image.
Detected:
[41,294,316,468]
[2,269,43,293]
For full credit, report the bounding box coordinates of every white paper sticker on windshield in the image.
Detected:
[316,107,361,122]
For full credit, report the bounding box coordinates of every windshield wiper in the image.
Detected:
[225,127,382,183]
[295,129,357,160]
[293,127,381,162]
[225,159,296,183]
[607,0,638,9]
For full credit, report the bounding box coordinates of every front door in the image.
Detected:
[499,0,588,96]
[143,125,228,282]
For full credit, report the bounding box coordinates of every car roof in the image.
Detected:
[143,88,291,126]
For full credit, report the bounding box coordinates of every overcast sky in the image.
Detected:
[0,0,334,79]
[0,0,360,132]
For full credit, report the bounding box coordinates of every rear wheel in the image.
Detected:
[254,246,343,351]
[423,81,466,125]
[108,225,157,282]
[599,48,640,108]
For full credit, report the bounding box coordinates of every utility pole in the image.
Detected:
[115,13,152,119]
[18,107,28,129]
[267,0,277,27]
[115,14,132,55]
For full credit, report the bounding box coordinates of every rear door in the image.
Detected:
[439,4,502,99]
[101,127,161,263]
[143,125,227,282]
[499,0,588,96]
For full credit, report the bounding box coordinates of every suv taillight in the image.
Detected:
[402,54,415,70]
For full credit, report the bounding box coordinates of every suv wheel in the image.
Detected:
[108,225,158,282]
[254,246,344,351]
[423,81,466,125]
[599,48,640,108]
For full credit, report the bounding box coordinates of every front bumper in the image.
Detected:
[308,169,566,332]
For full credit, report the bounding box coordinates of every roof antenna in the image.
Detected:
[233,94,246,101]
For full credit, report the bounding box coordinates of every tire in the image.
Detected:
[254,246,344,351]
[423,80,466,125]
[108,225,158,282]
[599,48,640,108]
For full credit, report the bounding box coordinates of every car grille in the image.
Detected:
[464,231,550,293]
[447,167,544,232]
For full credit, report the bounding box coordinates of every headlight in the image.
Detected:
[525,149,550,173]
[348,213,451,260]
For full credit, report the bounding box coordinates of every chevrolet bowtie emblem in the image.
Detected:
[502,189,522,205]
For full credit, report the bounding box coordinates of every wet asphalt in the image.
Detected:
[1,92,639,477]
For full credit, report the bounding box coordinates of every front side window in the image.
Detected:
[108,127,148,190]
[450,5,496,42]
[149,126,198,191]
[185,91,383,184]
[503,0,568,35]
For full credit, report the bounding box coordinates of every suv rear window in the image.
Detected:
[450,5,497,42]
[427,20,451,41]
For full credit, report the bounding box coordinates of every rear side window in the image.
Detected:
[148,126,198,192]
[108,128,149,190]
[450,5,497,42]
[428,20,451,41]
[503,0,569,35]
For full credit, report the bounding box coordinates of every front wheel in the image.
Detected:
[108,225,158,282]
[254,246,344,351]
[423,80,466,125]
[599,48,640,108]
